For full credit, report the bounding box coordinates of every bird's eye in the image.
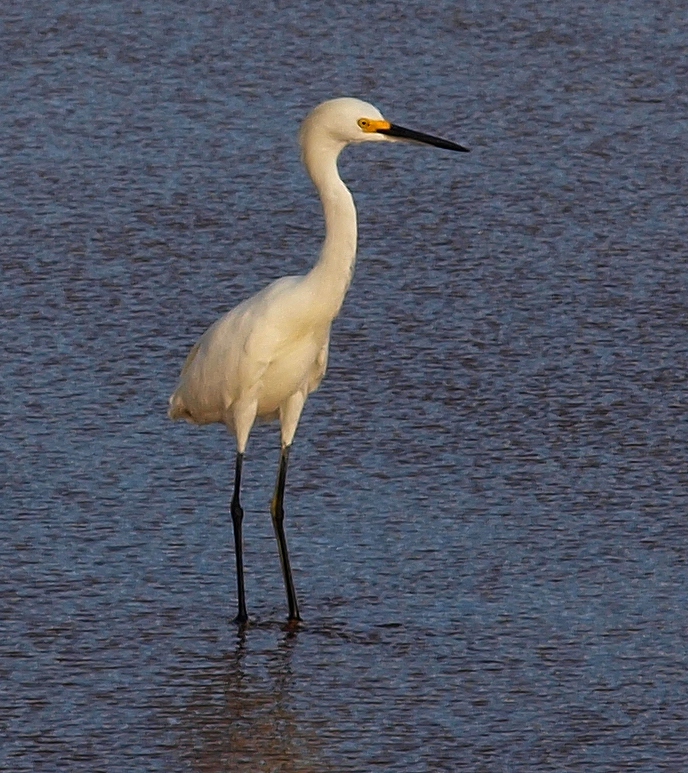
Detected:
[357,118,369,130]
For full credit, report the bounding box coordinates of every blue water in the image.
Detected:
[2,1,687,770]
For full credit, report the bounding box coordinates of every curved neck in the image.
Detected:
[302,143,357,318]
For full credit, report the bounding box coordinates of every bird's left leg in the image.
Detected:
[271,444,300,622]
[272,392,306,622]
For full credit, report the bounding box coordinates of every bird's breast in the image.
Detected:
[254,331,329,418]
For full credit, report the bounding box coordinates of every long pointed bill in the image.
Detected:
[378,123,469,152]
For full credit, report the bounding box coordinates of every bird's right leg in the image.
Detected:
[231,451,248,624]
[230,400,258,625]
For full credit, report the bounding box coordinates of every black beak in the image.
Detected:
[378,123,469,152]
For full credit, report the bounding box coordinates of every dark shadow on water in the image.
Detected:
[161,624,336,773]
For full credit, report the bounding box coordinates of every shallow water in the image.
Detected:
[2,1,687,770]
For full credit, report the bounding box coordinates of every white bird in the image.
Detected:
[169,97,468,625]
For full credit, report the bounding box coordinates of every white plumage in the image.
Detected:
[169,97,468,625]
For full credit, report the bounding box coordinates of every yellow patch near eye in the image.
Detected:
[358,118,392,133]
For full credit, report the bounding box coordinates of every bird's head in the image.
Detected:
[299,97,469,157]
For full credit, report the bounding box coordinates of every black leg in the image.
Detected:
[271,445,301,622]
[231,452,248,624]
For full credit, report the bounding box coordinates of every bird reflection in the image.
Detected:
[165,627,333,773]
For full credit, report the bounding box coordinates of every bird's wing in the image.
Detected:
[238,276,304,359]
[178,337,203,378]
[309,336,330,391]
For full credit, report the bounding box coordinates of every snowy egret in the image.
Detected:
[169,97,468,624]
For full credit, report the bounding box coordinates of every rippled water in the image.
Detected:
[2,1,687,770]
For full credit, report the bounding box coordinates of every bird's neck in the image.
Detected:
[303,148,357,319]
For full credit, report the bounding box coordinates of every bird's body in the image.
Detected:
[169,97,468,625]
[169,275,330,440]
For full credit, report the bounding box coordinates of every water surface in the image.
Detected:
[2,1,687,770]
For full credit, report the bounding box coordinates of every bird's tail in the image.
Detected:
[168,390,189,421]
